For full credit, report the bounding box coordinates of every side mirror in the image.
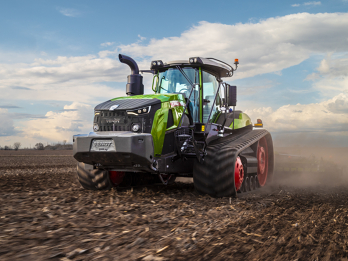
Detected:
[226,85,237,107]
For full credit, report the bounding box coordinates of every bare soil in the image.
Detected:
[1,150,348,261]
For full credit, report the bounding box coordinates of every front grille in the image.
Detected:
[94,103,161,133]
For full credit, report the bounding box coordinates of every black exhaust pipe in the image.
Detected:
[119,54,144,96]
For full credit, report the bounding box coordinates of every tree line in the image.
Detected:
[0,141,73,150]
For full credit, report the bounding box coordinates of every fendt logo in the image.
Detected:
[109,105,120,110]
[94,141,112,147]
[106,118,121,124]
[90,139,116,152]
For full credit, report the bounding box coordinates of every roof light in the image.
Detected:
[150,60,164,69]
[234,59,239,65]
[188,57,203,64]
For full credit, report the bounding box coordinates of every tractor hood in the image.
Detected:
[94,93,186,111]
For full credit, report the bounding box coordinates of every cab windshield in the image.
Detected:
[158,67,200,122]
[157,67,198,94]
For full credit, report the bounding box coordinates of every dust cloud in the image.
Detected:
[273,146,348,189]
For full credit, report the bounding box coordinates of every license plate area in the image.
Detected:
[90,139,116,152]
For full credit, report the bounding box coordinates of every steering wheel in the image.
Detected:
[178,87,189,93]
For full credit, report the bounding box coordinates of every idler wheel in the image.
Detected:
[234,156,244,192]
[257,137,269,186]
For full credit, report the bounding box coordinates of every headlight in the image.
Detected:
[93,123,99,132]
[127,106,151,115]
[132,123,140,132]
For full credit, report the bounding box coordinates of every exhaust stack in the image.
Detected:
[119,54,144,96]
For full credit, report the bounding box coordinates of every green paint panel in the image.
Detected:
[151,103,169,156]
[229,112,252,129]
[151,102,187,155]
[166,105,186,131]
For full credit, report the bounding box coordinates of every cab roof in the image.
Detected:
[150,57,232,78]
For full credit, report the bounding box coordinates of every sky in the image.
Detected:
[1,0,348,148]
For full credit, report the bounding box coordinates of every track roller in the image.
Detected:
[245,176,250,191]
[250,176,255,190]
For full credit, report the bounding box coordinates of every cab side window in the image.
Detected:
[202,71,220,123]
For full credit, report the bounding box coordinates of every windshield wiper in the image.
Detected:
[176,66,194,86]
[158,76,168,92]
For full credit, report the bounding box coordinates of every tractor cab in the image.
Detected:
[149,57,245,147]
[153,59,232,115]
[144,57,247,158]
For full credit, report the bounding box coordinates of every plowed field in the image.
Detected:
[1,150,348,261]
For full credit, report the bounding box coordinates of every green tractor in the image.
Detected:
[73,54,274,197]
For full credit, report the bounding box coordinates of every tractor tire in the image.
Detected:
[77,163,113,190]
[193,146,236,198]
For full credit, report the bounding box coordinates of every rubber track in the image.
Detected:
[76,163,113,190]
[193,129,271,198]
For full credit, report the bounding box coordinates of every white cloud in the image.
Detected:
[57,7,80,17]
[114,13,348,79]
[23,102,93,143]
[245,93,348,132]
[0,109,17,136]
[0,55,127,102]
[101,42,115,47]
[304,1,321,6]
[138,35,146,41]
[0,103,95,147]
[306,54,348,98]
[293,1,321,7]
[1,12,348,102]
[317,58,330,73]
